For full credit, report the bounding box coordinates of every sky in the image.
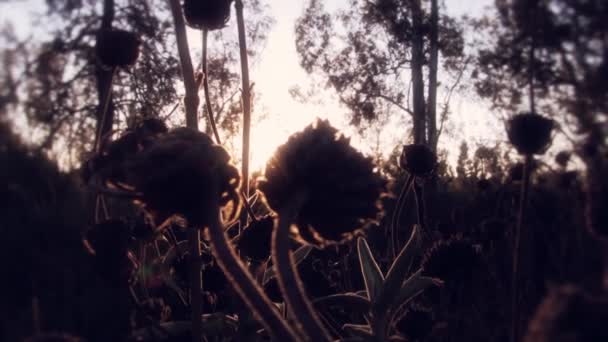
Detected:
[245,0,498,170]
[0,0,502,172]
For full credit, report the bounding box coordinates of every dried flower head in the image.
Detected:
[183,0,233,31]
[96,29,140,69]
[507,112,554,155]
[236,215,274,262]
[258,119,386,247]
[89,127,240,227]
[124,128,241,226]
[524,285,608,342]
[400,144,437,177]
[82,118,168,185]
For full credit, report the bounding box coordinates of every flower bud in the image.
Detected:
[507,112,554,155]
[96,29,141,69]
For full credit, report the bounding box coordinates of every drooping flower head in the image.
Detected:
[525,285,608,342]
[125,128,241,226]
[507,112,554,155]
[400,144,437,177]
[183,0,233,31]
[258,119,386,247]
[86,127,241,227]
[82,118,168,186]
[96,29,141,69]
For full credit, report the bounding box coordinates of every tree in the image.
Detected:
[474,0,608,161]
[295,0,467,150]
[2,0,273,168]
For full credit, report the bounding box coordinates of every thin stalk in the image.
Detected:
[391,174,415,259]
[511,154,532,342]
[202,29,221,144]
[168,1,201,340]
[168,0,199,129]
[413,182,427,229]
[274,195,332,342]
[188,228,203,342]
[94,68,115,152]
[235,0,251,226]
[207,208,298,341]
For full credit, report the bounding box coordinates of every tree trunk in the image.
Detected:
[427,0,439,151]
[95,0,115,145]
[410,0,426,145]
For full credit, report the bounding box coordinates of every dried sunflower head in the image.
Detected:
[96,29,140,69]
[89,127,240,227]
[183,0,233,31]
[125,127,241,227]
[82,118,168,185]
[525,285,608,342]
[400,144,437,177]
[507,112,554,155]
[258,119,386,247]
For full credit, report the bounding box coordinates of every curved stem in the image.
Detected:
[391,174,415,259]
[511,154,532,342]
[202,29,222,145]
[188,227,202,342]
[413,182,426,229]
[274,196,332,342]
[207,203,298,341]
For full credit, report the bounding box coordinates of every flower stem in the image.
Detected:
[201,29,221,145]
[274,196,332,342]
[235,0,251,226]
[207,202,298,341]
[511,154,532,342]
[391,174,415,259]
[188,227,202,342]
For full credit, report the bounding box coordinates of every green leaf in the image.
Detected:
[375,225,420,313]
[392,270,443,312]
[357,237,385,302]
[313,293,371,314]
[263,244,313,284]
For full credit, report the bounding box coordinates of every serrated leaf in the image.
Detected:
[392,270,443,312]
[263,244,313,284]
[313,293,371,314]
[357,237,385,302]
[375,225,420,312]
